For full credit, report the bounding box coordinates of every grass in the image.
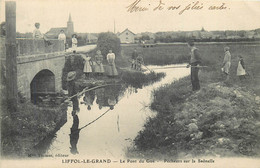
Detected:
[122,42,260,94]
[1,87,67,157]
[125,42,260,158]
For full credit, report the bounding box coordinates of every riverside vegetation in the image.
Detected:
[125,42,260,158]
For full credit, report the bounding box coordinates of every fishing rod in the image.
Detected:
[128,59,153,73]
[79,93,124,130]
[151,65,208,70]
[64,83,121,104]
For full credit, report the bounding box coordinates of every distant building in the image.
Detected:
[245,31,255,38]
[46,14,74,38]
[118,28,135,43]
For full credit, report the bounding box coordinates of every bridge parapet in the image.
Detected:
[17,38,65,56]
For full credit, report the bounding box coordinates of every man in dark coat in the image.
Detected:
[67,71,79,111]
[131,49,138,69]
[187,41,202,91]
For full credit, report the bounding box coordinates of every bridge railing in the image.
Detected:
[16,38,65,56]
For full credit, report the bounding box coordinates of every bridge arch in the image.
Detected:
[30,69,55,103]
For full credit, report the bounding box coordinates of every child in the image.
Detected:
[237,55,247,80]
[136,54,144,71]
[81,53,92,79]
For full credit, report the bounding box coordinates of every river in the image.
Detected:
[44,64,190,159]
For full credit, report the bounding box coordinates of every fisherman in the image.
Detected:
[67,71,79,112]
[222,46,231,81]
[131,49,138,69]
[136,54,144,71]
[186,40,202,91]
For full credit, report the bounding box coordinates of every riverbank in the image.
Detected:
[127,42,260,158]
[1,99,67,157]
[128,74,260,159]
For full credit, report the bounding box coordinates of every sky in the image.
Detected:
[0,0,260,34]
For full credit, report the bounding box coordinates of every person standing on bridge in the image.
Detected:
[72,34,78,53]
[67,71,79,112]
[58,30,66,50]
[186,40,202,91]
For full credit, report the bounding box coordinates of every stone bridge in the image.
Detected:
[1,38,96,101]
[1,38,66,101]
[16,39,66,100]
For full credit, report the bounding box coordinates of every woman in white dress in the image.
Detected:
[72,34,77,53]
[237,55,247,80]
[81,53,92,78]
[106,50,118,77]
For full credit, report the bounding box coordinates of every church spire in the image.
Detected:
[68,13,72,22]
[67,13,74,36]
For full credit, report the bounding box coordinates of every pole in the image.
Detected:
[151,65,208,70]
[5,1,17,113]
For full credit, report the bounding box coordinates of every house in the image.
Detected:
[46,14,74,39]
[245,31,255,39]
[118,28,135,43]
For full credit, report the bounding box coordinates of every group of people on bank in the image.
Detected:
[81,49,118,78]
[187,40,248,91]
[221,46,247,81]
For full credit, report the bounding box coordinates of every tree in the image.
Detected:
[97,32,121,57]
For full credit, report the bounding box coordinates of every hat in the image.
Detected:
[67,71,76,81]
[224,46,230,51]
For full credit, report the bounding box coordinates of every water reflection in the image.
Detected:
[82,89,95,110]
[80,84,125,111]
[45,65,190,158]
[70,111,80,154]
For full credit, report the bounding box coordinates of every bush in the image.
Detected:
[62,54,84,90]
[97,32,121,58]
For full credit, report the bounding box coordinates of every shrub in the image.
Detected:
[62,54,84,90]
[97,32,121,58]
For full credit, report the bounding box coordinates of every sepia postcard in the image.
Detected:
[0,0,260,167]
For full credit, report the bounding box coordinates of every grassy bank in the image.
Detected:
[1,84,67,157]
[127,42,260,158]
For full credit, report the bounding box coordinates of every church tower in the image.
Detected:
[67,13,74,37]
